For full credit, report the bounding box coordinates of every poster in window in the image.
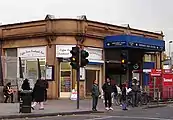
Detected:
[45,65,54,81]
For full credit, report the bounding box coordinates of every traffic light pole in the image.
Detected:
[77,49,81,109]
[77,67,80,109]
[120,74,122,90]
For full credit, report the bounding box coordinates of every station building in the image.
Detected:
[0,16,165,99]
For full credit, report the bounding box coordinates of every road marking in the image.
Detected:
[112,116,172,120]
[84,115,172,120]
[84,116,113,120]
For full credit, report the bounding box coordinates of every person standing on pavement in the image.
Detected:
[31,79,45,110]
[113,83,118,103]
[3,82,14,103]
[21,79,31,90]
[41,77,49,102]
[121,83,128,110]
[91,79,100,111]
[102,77,114,110]
[131,77,140,107]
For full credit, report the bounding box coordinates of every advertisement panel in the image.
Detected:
[162,74,173,86]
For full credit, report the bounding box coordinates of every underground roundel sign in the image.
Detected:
[133,64,139,70]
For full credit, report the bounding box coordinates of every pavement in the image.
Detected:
[0,99,121,119]
[0,99,170,119]
[10,104,173,120]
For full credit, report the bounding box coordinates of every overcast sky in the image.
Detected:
[0,0,172,54]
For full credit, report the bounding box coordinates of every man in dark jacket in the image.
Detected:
[131,77,140,107]
[102,78,113,110]
[91,80,100,111]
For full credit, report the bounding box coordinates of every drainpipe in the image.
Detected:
[0,29,3,86]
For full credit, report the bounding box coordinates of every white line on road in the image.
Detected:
[84,116,114,120]
[84,115,172,120]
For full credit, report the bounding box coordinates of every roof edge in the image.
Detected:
[0,18,163,37]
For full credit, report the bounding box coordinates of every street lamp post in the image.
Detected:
[169,41,173,65]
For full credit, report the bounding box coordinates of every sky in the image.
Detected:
[0,0,173,54]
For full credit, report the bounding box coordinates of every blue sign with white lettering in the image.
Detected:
[104,35,165,51]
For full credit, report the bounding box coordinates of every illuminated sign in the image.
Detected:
[106,41,126,46]
[128,42,164,50]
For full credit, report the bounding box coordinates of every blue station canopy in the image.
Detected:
[104,35,165,51]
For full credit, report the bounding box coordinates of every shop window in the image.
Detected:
[151,54,156,62]
[60,62,71,92]
[26,61,38,80]
[21,59,46,83]
[144,54,156,62]
[5,48,17,80]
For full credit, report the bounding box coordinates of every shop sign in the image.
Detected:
[80,67,85,80]
[18,46,46,58]
[128,42,164,51]
[163,69,172,73]
[56,45,75,58]
[84,47,103,61]
[143,69,151,73]
[150,69,162,77]
[163,74,173,86]
[106,41,126,46]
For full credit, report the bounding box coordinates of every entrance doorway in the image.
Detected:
[86,70,100,96]
[59,62,72,98]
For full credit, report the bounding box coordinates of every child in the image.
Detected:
[122,83,128,110]
[91,80,100,111]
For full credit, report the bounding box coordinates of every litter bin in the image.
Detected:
[19,90,32,113]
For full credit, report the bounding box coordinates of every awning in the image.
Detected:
[104,35,165,51]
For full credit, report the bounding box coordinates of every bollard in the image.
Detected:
[19,90,32,113]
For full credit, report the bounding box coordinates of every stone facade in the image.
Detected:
[0,18,164,99]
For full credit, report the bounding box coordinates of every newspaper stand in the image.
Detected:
[149,69,173,100]
[162,69,173,99]
[149,69,162,100]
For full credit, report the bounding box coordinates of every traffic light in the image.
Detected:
[120,50,128,71]
[70,47,80,69]
[80,50,89,67]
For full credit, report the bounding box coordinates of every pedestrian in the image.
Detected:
[91,80,100,111]
[3,82,14,103]
[131,77,140,107]
[102,77,113,110]
[42,78,48,102]
[113,83,118,103]
[21,79,31,90]
[31,79,45,110]
[121,83,128,110]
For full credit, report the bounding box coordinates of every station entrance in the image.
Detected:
[104,35,165,87]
